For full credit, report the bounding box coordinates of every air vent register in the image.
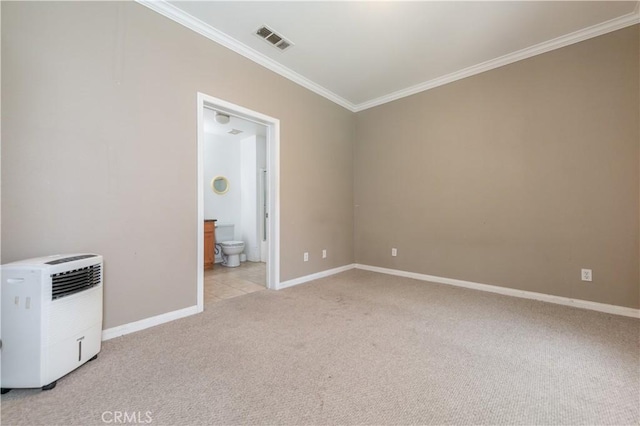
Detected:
[255,25,293,52]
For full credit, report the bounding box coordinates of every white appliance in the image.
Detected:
[1,254,103,393]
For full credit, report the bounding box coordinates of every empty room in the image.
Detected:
[1,1,638,425]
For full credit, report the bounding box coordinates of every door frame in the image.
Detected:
[259,168,268,263]
[196,92,280,312]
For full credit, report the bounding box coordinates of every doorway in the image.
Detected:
[196,93,280,313]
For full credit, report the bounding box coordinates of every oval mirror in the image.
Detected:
[211,176,229,195]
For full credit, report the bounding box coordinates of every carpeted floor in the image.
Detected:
[2,269,639,425]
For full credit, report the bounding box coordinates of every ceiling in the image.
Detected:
[142,1,639,112]
[203,108,267,141]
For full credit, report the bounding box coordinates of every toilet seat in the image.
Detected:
[220,241,244,247]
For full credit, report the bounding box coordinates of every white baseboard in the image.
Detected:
[100,264,637,341]
[102,305,200,341]
[102,264,357,340]
[278,264,356,290]
[355,264,640,319]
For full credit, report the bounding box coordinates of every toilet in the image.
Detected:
[216,224,245,268]
[219,241,245,267]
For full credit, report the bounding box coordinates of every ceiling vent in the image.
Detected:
[255,25,294,52]
[228,129,243,135]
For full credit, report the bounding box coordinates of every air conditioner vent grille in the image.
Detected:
[255,25,294,52]
[51,264,101,300]
[277,41,291,50]
[266,33,282,45]
[256,27,272,38]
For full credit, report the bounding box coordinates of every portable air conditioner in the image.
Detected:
[1,254,103,393]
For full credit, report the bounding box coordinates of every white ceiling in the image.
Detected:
[203,108,267,141]
[145,1,639,111]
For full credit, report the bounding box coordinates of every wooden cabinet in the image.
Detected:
[204,221,216,270]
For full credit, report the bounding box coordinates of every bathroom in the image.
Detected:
[203,108,268,303]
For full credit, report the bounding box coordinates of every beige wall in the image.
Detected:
[355,25,639,309]
[2,1,638,333]
[1,2,355,328]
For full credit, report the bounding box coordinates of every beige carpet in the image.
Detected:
[2,269,639,425]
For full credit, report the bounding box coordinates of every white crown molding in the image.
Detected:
[137,0,639,113]
[354,6,640,111]
[356,264,640,319]
[135,0,357,112]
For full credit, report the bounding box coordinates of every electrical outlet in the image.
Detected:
[581,269,592,282]
[304,252,309,262]
[322,249,327,259]
[391,248,397,257]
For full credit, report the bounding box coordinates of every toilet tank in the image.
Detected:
[215,223,234,242]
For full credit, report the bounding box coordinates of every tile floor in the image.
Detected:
[204,261,266,306]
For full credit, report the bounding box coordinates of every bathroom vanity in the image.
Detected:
[204,220,216,270]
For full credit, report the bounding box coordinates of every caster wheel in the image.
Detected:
[89,354,98,362]
[42,381,57,391]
